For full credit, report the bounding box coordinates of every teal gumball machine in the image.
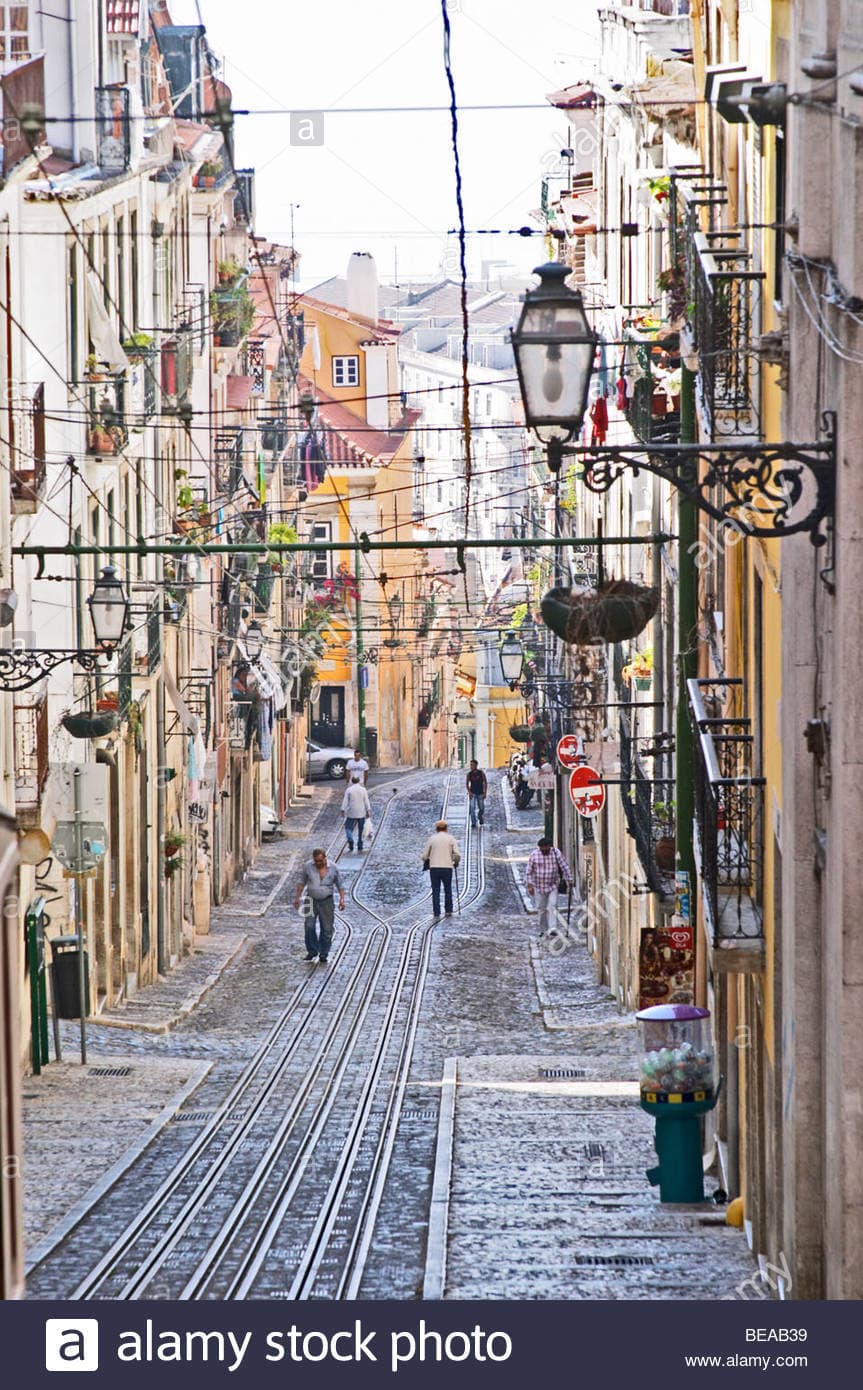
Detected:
[637,1004,721,1203]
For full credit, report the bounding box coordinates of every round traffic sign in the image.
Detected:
[568,765,605,817]
[557,734,586,770]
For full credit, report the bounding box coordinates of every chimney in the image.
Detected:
[346,251,379,323]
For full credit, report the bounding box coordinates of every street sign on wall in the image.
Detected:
[568,765,605,817]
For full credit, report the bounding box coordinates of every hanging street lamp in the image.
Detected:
[511,262,598,472]
[511,262,836,544]
[87,566,130,650]
[244,620,264,661]
[499,630,525,690]
[0,567,131,692]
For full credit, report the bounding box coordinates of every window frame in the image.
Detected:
[332,355,360,388]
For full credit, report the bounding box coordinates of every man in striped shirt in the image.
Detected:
[525,837,573,936]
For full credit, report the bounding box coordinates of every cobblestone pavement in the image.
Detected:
[23,768,760,1301]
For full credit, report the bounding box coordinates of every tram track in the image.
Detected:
[29,772,484,1301]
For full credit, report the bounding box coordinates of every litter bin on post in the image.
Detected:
[50,935,91,1020]
[637,1003,721,1203]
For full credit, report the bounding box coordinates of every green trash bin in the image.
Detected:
[51,938,91,1019]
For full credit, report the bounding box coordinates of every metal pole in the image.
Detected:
[156,678,167,975]
[354,547,367,757]
[676,365,698,946]
[73,766,87,1065]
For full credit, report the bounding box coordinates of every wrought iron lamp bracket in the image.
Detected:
[562,413,836,546]
[0,648,111,693]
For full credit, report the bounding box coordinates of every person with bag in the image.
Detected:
[293,848,346,963]
[421,820,461,918]
[341,775,372,852]
[525,837,573,937]
[465,759,488,828]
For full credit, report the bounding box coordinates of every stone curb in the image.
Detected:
[24,1058,212,1273]
[423,1055,457,1300]
[87,933,249,1034]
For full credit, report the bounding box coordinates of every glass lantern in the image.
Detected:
[636,1004,716,1102]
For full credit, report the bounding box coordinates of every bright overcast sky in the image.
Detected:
[173,0,600,289]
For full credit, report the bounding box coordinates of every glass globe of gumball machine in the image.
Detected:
[636,1004,721,1204]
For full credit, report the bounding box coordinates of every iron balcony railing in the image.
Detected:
[620,712,675,893]
[86,373,128,456]
[215,426,245,497]
[117,637,133,720]
[13,694,49,826]
[623,333,680,444]
[161,330,194,413]
[689,232,764,438]
[688,676,765,948]
[95,85,131,174]
[10,382,46,513]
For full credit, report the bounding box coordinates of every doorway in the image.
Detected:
[311,685,346,746]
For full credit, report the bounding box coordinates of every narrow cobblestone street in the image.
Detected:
[23,771,759,1301]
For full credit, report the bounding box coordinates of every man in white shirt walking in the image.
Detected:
[345,749,369,785]
[341,775,372,852]
[421,820,461,918]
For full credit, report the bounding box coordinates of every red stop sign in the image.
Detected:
[568,765,605,817]
[557,735,585,769]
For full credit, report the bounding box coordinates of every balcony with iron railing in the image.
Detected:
[623,331,681,444]
[10,382,46,512]
[215,426,245,497]
[619,711,676,894]
[13,694,49,827]
[85,373,128,456]
[161,329,194,414]
[670,174,765,440]
[688,676,766,970]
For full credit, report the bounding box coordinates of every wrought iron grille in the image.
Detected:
[13,694,49,824]
[146,598,161,673]
[215,426,245,497]
[623,335,680,444]
[117,637,133,720]
[619,713,674,893]
[86,374,128,456]
[10,382,46,512]
[688,676,765,945]
[690,233,764,438]
[95,85,131,173]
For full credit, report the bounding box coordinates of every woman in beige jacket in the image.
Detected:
[422,820,461,917]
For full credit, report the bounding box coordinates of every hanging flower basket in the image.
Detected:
[62,710,119,739]
[509,724,532,742]
[541,580,659,646]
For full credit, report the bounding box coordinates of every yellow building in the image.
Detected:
[298,261,438,767]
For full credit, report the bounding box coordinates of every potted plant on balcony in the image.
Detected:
[198,160,221,188]
[88,424,116,455]
[653,800,676,873]
[623,645,653,691]
[217,258,243,285]
[657,261,687,322]
[84,352,106,381]
[164,851,185,878]
[541,579,659,646]
[122,332,153,361]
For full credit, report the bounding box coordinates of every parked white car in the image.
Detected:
[260,805,280,836]
[306,740,355,781]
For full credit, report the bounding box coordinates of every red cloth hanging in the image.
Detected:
[615,375,628,411]
[590,394,609,445]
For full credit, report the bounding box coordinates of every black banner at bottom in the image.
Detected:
[2,1299,854,1386]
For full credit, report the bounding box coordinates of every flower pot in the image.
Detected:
[655,836,676,873]
[62,710,119,739]
[96,693,119,712]
[634,676,652,690]
[88,427,116,455]
[651,392,668,417]
[541,580,659,646]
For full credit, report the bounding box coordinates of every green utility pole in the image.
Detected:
[675,367,698,909]
[355,547,367,757]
